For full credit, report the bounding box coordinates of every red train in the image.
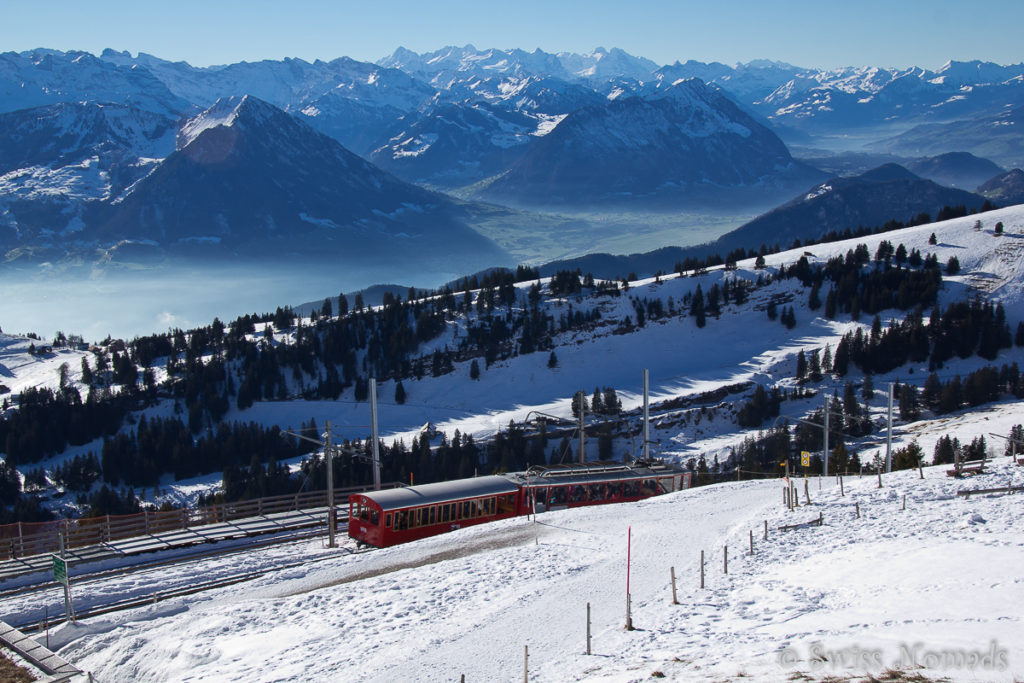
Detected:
[347,459,691,548]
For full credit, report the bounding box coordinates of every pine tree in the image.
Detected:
[470,359,481,380]
[547,351,558,369]
[861,374,874,401]
[394,381,406,405]
[690,285,706,328]
[795,350,807,381]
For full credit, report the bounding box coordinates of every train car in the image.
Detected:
[348,475,521,547]
[512,460,691,514]
[348,459,691,548]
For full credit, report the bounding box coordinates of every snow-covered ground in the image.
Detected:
[3,206,1024,680]
[27,451,1023,682]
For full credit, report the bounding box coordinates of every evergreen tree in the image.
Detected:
[690,285,706,328]
[394,381,406,405]
[861,374,874,401]
[470,359,481,380]
[547,351,558,369]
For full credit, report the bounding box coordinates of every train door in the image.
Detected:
[533,487,548,513]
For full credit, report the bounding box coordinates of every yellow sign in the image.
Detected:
[801,451,810,467]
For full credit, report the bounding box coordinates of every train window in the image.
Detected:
[429,507,436,525]
[385,513,392,528]
[569,485,585,503]
[657,477,673,493]
[370,510,379,525]
[609,482,623,498]
[461,501,470,519]
[551,486,568,505]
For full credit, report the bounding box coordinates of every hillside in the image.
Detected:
[4,205,1024,680]
[3,205,1024,512]
[12,437,1022,682]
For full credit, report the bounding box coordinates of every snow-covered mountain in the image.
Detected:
[368,101,540,186]
[756,60,1024,135]
[0,102,178,251]
[479,78,824,207]
[2,46,1023,264]
[0,49,191,118]
[92,95,505,267]
[873,104,1024,170]
[715,163,989,253]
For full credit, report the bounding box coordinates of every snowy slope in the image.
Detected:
[29,454,1024,682]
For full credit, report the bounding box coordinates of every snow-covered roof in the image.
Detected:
[356,475,519,511]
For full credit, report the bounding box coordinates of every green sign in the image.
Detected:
[51,555,68,584]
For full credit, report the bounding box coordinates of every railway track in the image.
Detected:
[3,524,378,632]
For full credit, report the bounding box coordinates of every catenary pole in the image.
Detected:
[370,378,382,490]
[642,369,650,460]
[325,420,335,548]
[886,382,894,473]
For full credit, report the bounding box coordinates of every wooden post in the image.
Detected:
[586,602,592,654]
[763,519,768,541]
[818,512,823,526]
[670,567,679,604]
[877,468,883,489]
[723,545,728,574]
[17,522,23,557]
[856,501,860,519]
[919,462,924,479]
[902,494,906,511]
[524,645,528,683]
[749,529,754,555]
[804,478,811,505]
[700,550,705,588]
[625,594,634,631]
[839,475,844,497]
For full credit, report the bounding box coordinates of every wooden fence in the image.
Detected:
[0,483,397,561]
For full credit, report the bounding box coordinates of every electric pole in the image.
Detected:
[642,369,650,461]
[370,378,381,490]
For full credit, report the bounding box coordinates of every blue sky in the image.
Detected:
[3,0,1022,69]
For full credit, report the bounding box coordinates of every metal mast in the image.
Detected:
[370,378,382,490]
[642,369,650,460]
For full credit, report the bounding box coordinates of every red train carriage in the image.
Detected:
[348,475,521,547]
[513,460,691,514]
[348,460,691,548]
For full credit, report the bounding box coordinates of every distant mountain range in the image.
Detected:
[1,46,1022,267]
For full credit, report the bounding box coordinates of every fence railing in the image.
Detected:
[0,482,400,561]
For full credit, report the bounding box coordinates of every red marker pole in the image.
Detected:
[625,525,634,630]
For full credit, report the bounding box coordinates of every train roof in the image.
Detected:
[354,475,520,512]
[510,459,688,487]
